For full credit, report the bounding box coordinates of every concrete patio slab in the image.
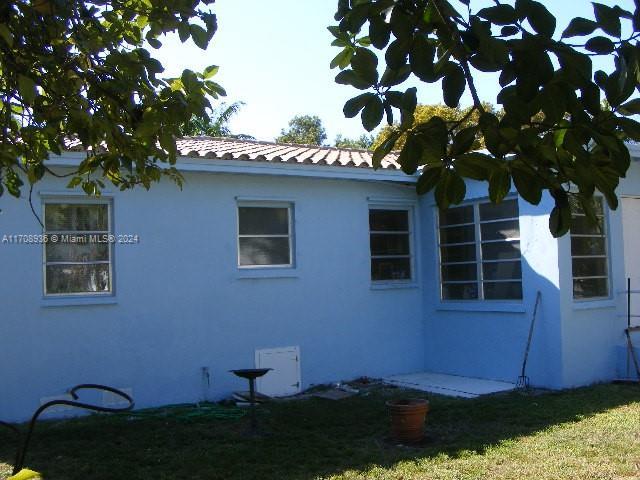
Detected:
[383,372,516,398]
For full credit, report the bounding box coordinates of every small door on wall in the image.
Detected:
[622,197,640,327]
[255,346,301,397]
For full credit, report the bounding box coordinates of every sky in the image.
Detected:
[152,0,635,144]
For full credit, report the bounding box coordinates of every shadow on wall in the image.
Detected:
[424,199,565,388]
[0,384,637,480]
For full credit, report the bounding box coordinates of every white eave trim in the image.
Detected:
[47,152,418,184]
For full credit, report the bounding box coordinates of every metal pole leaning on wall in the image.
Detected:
[626,278,640,382]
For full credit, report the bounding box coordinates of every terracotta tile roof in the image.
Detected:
[63,136,402,170]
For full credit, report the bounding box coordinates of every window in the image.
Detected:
[369,208,412,281]
[238,204,293,267]
[570,197,609,299]
[438,198,522,300]
[43,201,112,296]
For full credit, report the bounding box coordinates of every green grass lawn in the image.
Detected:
[1,383,639,480]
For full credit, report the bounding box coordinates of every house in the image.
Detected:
[1,137,639,421]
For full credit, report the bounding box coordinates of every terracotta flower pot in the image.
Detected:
[386,398,429,443]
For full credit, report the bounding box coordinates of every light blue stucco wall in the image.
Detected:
[0,168,425,421]
[2,155,639,422]
[419,182,564,388]
[557,159,640,386]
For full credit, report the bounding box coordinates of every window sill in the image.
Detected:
[572,299,616,310]
[236,268,299,280]
[435,302,526,313]
[370,282,419,291]
[41,295,117,308]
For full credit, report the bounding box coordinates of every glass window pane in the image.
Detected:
[371,258,411,281]
[370,233,410,256]
[45,204,108,231]
[442,263,477,282]
[479,199,518,221]
[369,210,408,232]
[439,205,474,226]
[440,244,476,263]
[482,241,520,260]
[483,281,522,300]
[571,216,604,235]
[238,207,289,235]
[570,197,604,216]
[440,225,475,244]
[45,264,110,294]
[572,258,608,277]
[482,260,522,281]
[480,220,519,241]
[46,237,109,262]
[239,237,290,266]
[442,283,478,300]
[573,278,608,299]
[571,237,606,256]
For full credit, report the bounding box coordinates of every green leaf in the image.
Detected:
[372,130,400,168]
[442,65,465,108]
[147,37,162,49]
[454,152,494,181]
[18,75,37,104]
[177,23,190,43]
[0,24,14,46]
[343,93,376,118]
[190,24,210,49]
[435,169,466,208]
[549,205,571,237]
[350,47,378,85]
[477,5,518,25]
[450,126,477,156]
[585,36,615,54]
[618,117,640,141]
[409,35,435,82]
[511,160,542,205]
[401,87,417,114]
[369,15,390,49]
[202,65,219,79]
[561,17,598,38]
[500,25,519,36]
[385,38,410,70]
[526,1,556,37]
[399,134,423,174]
[618,98,640,115]
[416,165,442,194]
[593,2,621,37]
[447,171,467,205]
[7,468,42,480]
[361,96,384,131]
[330,48,353,69]
[488,167,511,203]
[379,65,411,87]
[335,69,372,89]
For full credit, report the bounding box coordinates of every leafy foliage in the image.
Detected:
[330,0,640,236]
[334,133,374,149]
[0,0,222,199]
[180,101,254,139]
[276,115,328,145]
[373,102,497,151]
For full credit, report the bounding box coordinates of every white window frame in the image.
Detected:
[437,197,522,301]
[237,201,294,269]
[570,197,611,302]
[369,205,414,283]
[42,197,114,297]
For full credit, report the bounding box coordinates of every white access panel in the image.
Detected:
[622,197,640,327]
[255,346,301,397]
